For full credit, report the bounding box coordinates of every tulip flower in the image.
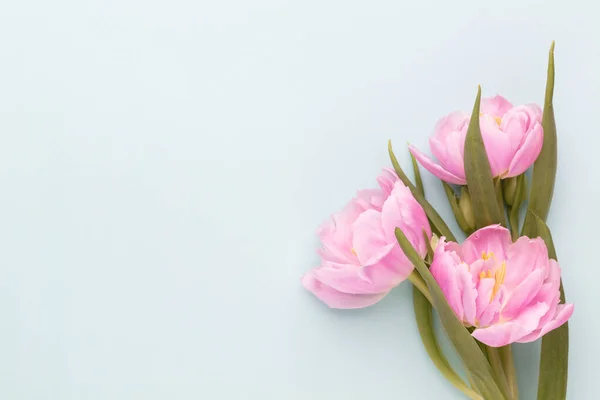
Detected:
[430,225,573,347]
[302,169,432,309]
[409,95,543,185]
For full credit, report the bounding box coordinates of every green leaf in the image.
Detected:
[508,174,526,241]
[410,151,425,197]
[389,141,456,242]
[523,41,557,229]
[463,86,506,228]
[412,288,483,400]
[442,182,473,234]
[525,211,569,400]
[485,345,511,400]
[494,178,505,216]
[395,228,507,400]
[519,42,568,400]
[409,151,483,399]
[498,345,519,400]
[423,228,434,264]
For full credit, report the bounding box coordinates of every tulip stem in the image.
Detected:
[412,288,484,400]
[499,345,519,400]
[508,206,520,242]
[485,345,513,399]
[407,270,433,304]
[508,174,527,242]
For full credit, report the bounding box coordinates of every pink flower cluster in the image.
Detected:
[431,226,573,347]
[302,169,431,308]
[302,94,573,347]
[409,96,543,185]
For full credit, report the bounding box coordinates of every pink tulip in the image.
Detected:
[409,95,544,185]
[302,169,432,309]
[430,225,573,347]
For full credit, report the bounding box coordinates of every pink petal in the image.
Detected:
[317,212,357,263]
[533,260,562,328]
[435,237,464,265]
[527,103,543,120]
[352,210,392,266]
[507,122,543,177]
[468,258,498,282]
[481,95,514,117]
[316,199,366,263]
[301,272,389,309]
[317,214,356,263]
[472,322,530,348]
[545,259,562,287]
[359,245,414,286]
[472,301,549,347]
[516,260,571,343]
[476,278,496,319]
[444,240,463,259]
[511,301,551,334]
[480,115,512,177]
[504,237,549,291]
[408,145,466,185]
[355,188,386,212]
[312,260,399,295]
[351,210,411,288]
[430,132,466,178]
[502,104,543,154]
[317,245,351,265]
[458,263,478,326]
[516,303,574,343]
[461,225,512,264]
[376,168,399,196]
[381,182,431,256]
[433,111,470,135]
[430,243,466,321]
[477,284,504,327]
[501,269,545,320]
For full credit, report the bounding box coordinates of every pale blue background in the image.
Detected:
[0,0,597,399]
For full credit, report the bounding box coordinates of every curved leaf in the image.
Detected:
[388,141,456,242]
[413,289,483,400]
[409,152,481,398]
[410,152,425,197]
[520,42,568,400]
[523,41,557,228]
[525,211,569,400]
[463,86,506,228]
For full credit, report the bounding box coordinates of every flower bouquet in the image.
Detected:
[302,42,572,400]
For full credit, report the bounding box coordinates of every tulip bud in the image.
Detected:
[430,233,440,252]
[459,187,475,232]
[502,176,519,206]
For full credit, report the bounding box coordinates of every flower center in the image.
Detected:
[479,113,502,126]
[479,261,507,301]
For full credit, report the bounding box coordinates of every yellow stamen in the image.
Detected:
[479,269,493,280]
[478,262,507,301]
[351,248,357,256]
[491,262,507,300]
[481,251,494,261]
[479,113,502,126]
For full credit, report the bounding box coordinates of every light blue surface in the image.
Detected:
[0,1,597,399]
